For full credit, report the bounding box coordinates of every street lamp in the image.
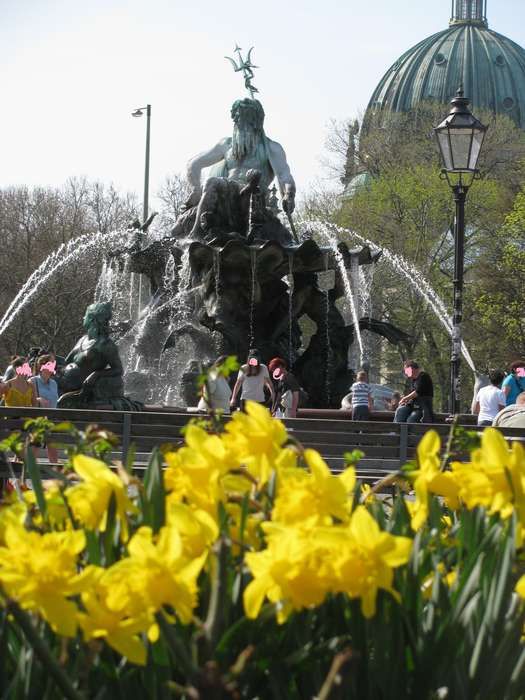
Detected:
[434,89,487,414]
[132,104,151,222]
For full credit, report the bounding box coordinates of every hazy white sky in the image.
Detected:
[1,0,524,202]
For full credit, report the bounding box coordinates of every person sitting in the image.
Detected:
[197,355,232,413]
[394,360,434,424]
[473,369,505,427]
[502,361,525,406]
[0,357,37,407]
[493,392,525,428]
[268,357,300,418]
[348,369,373,421]
[30,354,59,463]
[230,348,274,412]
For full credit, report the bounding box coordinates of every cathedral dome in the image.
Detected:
[366,0,525,129]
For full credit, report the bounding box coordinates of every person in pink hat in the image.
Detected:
[268,357,300,418]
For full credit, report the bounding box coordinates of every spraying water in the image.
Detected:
[319,232,364,363]
[0,229,131,339]
[304,221,477,373]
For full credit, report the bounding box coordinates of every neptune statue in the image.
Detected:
[172,97,296,244]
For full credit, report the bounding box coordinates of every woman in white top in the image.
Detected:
[197,355,232,413]
[474,369,506,426]
[230,349,274,411]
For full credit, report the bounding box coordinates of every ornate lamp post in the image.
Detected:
[131,104,151,223]
[434,89,487,414]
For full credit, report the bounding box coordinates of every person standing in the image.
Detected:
[30,355,59,463]
[230,349,274,411]
[0,357,37,407]
[349,370,373,421]
[197,355,232,413]
[473,369,506,426]
[502,361,525,406]
[394,360,434,424]
[268,357,300,418]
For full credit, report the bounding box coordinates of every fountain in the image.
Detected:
[0,50,412,409]
[112,51,410,408]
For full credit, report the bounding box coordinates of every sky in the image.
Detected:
[1,0,525,203]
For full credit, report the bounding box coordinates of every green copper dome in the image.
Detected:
[366,1,525,129]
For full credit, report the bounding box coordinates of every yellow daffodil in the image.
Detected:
[166,502,219,559]
[272,449,355,526]
[408,431,459,531]
[244,523,335,622]
[66,455,135,541]
[451,428,525,521]
[24,485,69,530]
[164,424,232,514]
[104,525,206,625]
[77,569,150,666]
[0,524,93,636]
[329,506,412,617]
[0,500,27,545]
[223,401,288,485]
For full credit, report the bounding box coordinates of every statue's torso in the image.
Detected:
[223,141,274,192]
[67,336,110,375]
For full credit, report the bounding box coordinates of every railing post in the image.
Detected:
[399,423,408,467]
[121,413,132,463]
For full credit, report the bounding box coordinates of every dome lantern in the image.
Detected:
[450,0,488,27]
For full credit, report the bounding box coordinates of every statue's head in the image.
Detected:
[230,99,265,160]
[83,302,112,338]
[231,98,265,130]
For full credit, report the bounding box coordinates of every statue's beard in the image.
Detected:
[231,123,262,160]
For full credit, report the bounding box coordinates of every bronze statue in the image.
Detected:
[171,98,295,244]
[58,302,141,410]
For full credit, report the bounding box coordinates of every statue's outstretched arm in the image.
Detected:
[187,138,230,191]
[266,139,296,214]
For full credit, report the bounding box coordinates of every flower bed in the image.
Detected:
[0,402,524,699]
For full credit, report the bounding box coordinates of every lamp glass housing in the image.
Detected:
[435,91,487,182]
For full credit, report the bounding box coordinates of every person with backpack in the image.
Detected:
[502,361,525,406]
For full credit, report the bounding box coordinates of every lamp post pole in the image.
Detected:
[450,183,468,414]
[131,104,151,318]
[434,89,487,415]
[143,104,151,222]
[132,103,151,225]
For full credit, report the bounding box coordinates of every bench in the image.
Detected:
[0,407,523,487]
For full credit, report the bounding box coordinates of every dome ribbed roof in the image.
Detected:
[366,16,525,129]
